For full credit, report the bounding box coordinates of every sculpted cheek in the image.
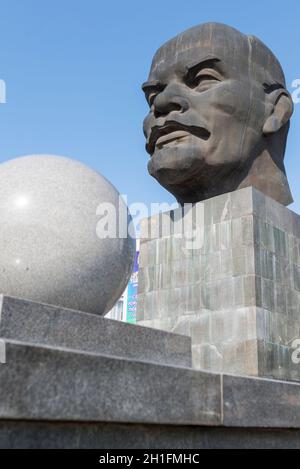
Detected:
[189,83,251,122]
[209,84,251,118]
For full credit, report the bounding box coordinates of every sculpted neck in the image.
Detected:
[238,148,293,206]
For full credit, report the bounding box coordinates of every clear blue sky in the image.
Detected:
[0,0,299,212]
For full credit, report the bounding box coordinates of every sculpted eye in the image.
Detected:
[193,74,220,90]
[186,68,222,91]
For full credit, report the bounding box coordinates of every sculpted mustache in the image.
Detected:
[146,121,210,155]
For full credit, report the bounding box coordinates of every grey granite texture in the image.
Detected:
[1,421,300,449]
[1,341,300,448]
[137,186,300,381]
[0,340,221,425]
[1,294,300,448]
[223,374,300,428]
[0,154,136,315]
[1,338,300,429]
[0,295,191,367]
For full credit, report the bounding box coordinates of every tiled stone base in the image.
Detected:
[137,187,300,381]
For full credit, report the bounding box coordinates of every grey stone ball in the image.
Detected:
[0,155,136,315]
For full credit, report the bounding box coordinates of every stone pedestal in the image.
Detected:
[137,187,300,382]
[1,295,300,448]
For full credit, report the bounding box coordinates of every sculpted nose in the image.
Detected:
[153,91,189,118]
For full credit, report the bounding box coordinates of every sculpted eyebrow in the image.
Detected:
[185,57,222,74]
[263,82,285,94]
[142,57,222,93]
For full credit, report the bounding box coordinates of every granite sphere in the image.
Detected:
[0,155,136,315]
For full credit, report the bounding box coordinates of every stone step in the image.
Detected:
[0,340,221,425]
[0,295,191,367]
[1,339,300,430]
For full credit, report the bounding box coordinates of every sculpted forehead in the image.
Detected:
[149,23,251,81]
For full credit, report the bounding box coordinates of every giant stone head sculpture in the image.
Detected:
[142,23,293,205]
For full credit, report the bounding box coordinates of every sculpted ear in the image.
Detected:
[263,91,294,135]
